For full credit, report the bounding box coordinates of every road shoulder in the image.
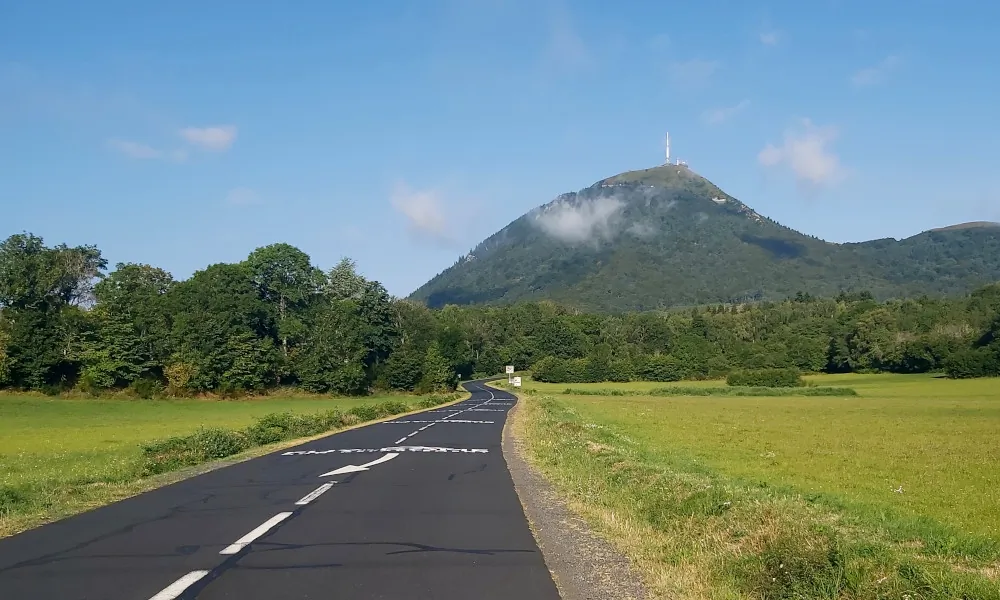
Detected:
[500,387,648,600]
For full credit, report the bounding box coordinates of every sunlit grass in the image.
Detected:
[0,394,431,538]
[507,373,1000,599]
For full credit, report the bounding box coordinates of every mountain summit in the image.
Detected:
[409,165,1000,312]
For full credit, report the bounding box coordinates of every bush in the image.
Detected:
[141,427,251,475]
[128,377,163,399]
[944,347,1000,379]
[164,361,197,396]
[637,354,687,382]
[76,372,104,398]
[727,368,804,387]
[140,395,429,476]
[562,386,858,397]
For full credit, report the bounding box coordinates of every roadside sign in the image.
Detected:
[505,365,514,374]
[512,377,522,387]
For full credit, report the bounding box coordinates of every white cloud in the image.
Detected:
[534,194,625,244]
[758,118,846,187]
[108,139,162,159]
[667,58,720,90]
[702,99,750,125]
[107,139,187,162]
[179,125,238,151]
[541,9,590,74]
[225,187,261,206]
[760,31,779,46]
[391,183,454,243]
[648,33,671,52]
[851,55,900,86]
[627,222,657,239]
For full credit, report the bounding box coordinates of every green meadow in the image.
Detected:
[0,394,436,538]
[507,373,1000,599]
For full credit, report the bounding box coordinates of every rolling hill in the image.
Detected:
[409,165,1000,312]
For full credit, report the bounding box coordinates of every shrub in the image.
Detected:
[128,377,163,399]
[164,361,197,396]
[532,356,568,383]
[944,347,1000,379]
[141,427,251,475]
[348,404,380,422]
[76,372,104,398]
[0,484,32,516]
[606,358,636,382]
[727,368,804,387]
[139,395,435,477]
[638,354,687,382]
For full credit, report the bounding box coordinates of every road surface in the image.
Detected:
[0,381,561,599]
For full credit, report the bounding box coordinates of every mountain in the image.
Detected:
[409,165,1000,312]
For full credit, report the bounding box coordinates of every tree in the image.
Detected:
[0,234,106,389]
[245,244,324,357]
[80,264,174,388]
[327,257,366,301]
[418,342,455,392]
[0,314,11,385]
[166,263,277,392]
[294,300,369,394]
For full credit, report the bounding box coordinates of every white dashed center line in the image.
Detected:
[219,512,294,555]
[295,482,335,506]
[387,388,500,443]
[147,570,210,600]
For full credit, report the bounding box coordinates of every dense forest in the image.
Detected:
[1,233,998,397]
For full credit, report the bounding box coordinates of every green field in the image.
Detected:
[507,374,1000,599]
[0,394,432,538]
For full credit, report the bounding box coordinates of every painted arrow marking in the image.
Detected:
[319,452,399,477]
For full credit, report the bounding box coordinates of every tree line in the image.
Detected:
[1,233,998,396]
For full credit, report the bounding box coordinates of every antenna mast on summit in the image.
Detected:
[664,132,671,165]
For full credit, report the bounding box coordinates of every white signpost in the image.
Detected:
[505,365,514,383]
[512,376,522,388]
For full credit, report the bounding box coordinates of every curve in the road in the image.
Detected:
[0,381,560,600]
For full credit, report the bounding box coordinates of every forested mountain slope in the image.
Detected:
[410,165,1000,312]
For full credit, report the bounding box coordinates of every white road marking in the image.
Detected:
[383,387,501,443]
[319,452,400,476]
[284,446,488,455]
[148,570,210,600]
[387,419,494,424]
[295,482,335,506]
[394,436,407,444]
[219,512,294,555]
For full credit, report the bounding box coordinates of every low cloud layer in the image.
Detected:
[758,118,845,187]
[225,187,261,206]
[667,58,720,90]
[179,125,238,151]
[851,55,900,87]
[541,7,591,75]
[107,139,186,162]
[703,99,750,125]
[534,194,625,243]
[391,183,454,244]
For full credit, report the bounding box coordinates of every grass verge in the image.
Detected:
[557,386,858,397]
[507,384,1000,600]
[0,392,465,539]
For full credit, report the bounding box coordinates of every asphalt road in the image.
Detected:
[0,381,561,599]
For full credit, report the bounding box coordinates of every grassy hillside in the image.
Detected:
[410,166,1000,312]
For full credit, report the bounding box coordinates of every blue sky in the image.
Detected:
[3,0,999,296]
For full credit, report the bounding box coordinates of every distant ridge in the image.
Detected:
[930,221,1000,232]
[410,165,1000,312]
